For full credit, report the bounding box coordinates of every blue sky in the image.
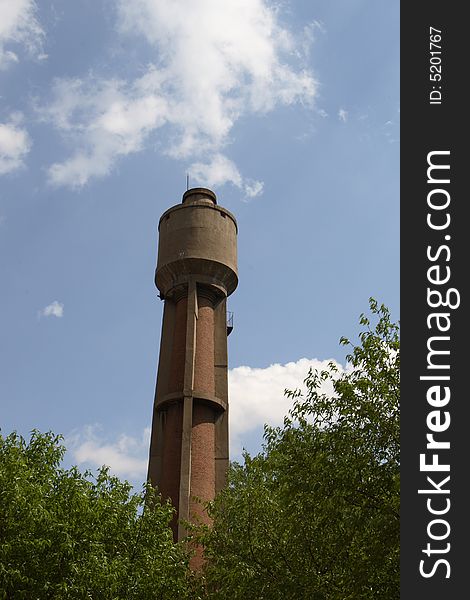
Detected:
[1,0,399,487]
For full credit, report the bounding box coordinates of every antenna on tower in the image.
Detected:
[186,173,189,190]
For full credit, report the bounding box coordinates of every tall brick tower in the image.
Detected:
[147,187,238,550]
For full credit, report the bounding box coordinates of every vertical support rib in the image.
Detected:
[178,280,197,540]
[147,299,175,489]
[213,299,229,492]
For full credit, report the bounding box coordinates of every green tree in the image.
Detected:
[199,299,399,599]
[0,430,191,599]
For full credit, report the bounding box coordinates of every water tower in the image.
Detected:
[147,188,238,552]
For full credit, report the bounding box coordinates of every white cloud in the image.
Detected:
[0,0,44,69]
[39,300,64,318]
[67,425,150,480]
[41,77,167,188]
[229,357,343,456]
[65,357,343,479]
[40,0,317,189]
[243,179,264,198]
[190,154,264,199]
[0,118,31,175]
[338,108,348,122]
[190,152,242,188]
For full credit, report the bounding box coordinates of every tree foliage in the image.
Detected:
[199,299,399,599]
[0,431,191,599]
[1,300,399,599]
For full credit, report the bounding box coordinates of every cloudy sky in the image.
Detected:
[1,0,399,487]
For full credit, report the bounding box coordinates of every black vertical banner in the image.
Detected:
[401,4,467,598]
